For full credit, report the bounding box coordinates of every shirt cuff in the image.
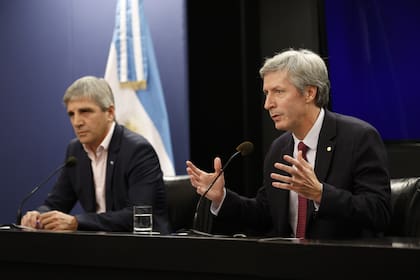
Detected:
[210,187,226,216]
[313,183,323,211]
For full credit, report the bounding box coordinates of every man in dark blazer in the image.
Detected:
[21,76,170,234]
[186,49,391,239]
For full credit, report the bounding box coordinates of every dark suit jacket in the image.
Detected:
[217,110,391,239]
[38,123,170,234]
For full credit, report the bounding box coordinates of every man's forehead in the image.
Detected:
[66,98,99,110]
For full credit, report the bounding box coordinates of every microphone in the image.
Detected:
[192,141,254,231]
[15,156,77,225]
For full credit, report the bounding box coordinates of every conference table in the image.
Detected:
[0,228,419,279]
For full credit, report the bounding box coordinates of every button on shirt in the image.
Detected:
[289,108,324,237]
[83,122,116,213]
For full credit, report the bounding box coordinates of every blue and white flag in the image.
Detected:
[105,0,175,176]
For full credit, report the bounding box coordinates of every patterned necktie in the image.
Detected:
[296,141,308,238]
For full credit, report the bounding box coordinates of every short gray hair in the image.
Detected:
[63,76,115,111]
[259,48,330,108]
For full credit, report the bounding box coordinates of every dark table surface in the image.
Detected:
[1,228,419,279]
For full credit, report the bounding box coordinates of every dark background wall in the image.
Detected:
[187,0,327,197]
[325,0,420,141]
[187,0,262,197]
[324,0,420,178]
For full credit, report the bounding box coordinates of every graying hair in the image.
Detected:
[259,48,330,108]
[63,76,115,111]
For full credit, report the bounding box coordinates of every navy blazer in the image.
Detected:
[38,123,170,234]
[218,110,391,239]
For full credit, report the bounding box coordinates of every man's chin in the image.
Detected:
[274,122,285,131]
[77,136,89,144]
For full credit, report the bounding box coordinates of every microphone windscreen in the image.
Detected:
[236,141,254,156]
[65,156,77,167]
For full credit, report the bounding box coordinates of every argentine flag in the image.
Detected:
[105,0,175,176]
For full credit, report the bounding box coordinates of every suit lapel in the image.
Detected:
[105,124,123,210]
[314,110,336,182]
[105,152,116,210]
[77,153,97,212]
[308,110,336,224]
[270,135,294,235]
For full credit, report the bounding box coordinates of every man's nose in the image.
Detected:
[264,93,274,110]
[72,114,84,126]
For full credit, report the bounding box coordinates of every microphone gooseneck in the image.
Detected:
[15,156,77,225]
[192,141,254,231]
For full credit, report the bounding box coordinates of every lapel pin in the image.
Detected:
[327,146,332,152]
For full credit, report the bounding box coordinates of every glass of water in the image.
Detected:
[133,205,153,234]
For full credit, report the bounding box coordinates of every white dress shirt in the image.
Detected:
[83,122,116,213]
[289,108,324,236]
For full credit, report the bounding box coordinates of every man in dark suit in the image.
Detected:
[186,49,391,239]
[21,76,170,234]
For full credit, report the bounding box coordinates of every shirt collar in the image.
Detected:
[100,121,116,151]
[83,122,116,154]
[292,108,325,151]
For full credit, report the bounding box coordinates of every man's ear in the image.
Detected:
[304,86,317,103]
[107,105,116,121]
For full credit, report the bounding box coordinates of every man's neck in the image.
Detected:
[295,107,321,140]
